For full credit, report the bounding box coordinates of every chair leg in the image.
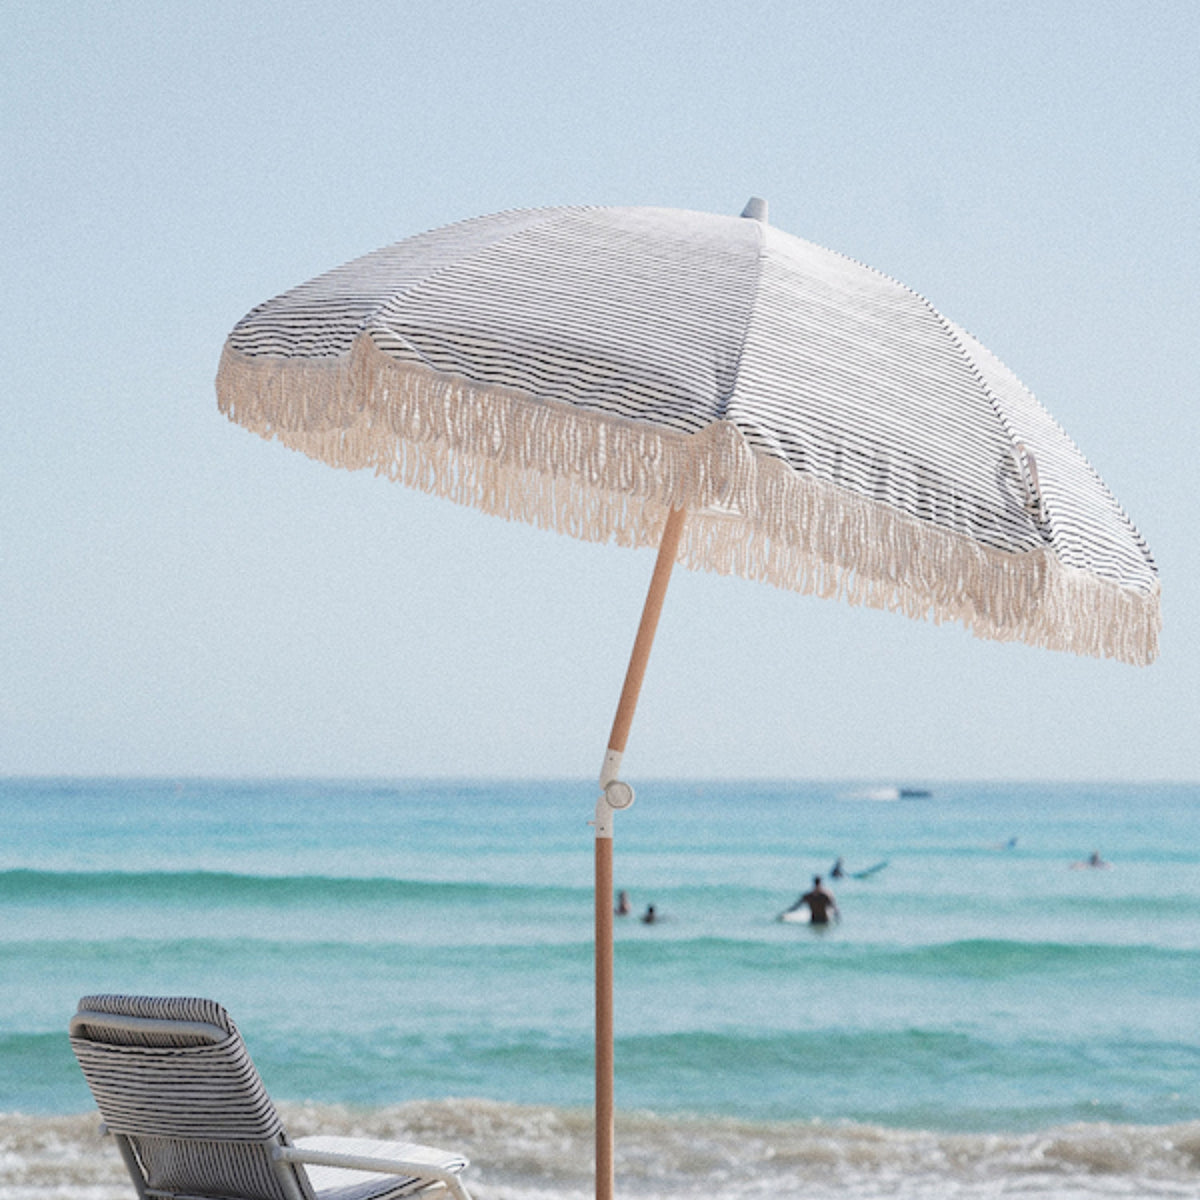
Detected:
[111,1133,149,1200]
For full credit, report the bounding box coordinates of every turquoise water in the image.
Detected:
[2,777,1198,1198]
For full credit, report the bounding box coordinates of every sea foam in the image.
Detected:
[3,1103,1199,1200]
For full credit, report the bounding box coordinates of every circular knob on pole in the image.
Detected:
[604,780,635,810]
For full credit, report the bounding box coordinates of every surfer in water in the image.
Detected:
[799,876,840,925]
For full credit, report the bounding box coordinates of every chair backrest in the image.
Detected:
[70,994,315,1200]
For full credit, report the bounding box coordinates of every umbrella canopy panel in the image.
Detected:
[218,204,1159,664]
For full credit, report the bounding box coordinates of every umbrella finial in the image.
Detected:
[740,196,768,223]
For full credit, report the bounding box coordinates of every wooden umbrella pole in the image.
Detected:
[594,505,687,1200]
[606,506,689,758]
[594,833,616,1200]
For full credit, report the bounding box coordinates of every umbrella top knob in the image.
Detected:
[740,196,769,223]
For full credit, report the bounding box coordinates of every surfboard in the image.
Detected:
[850,859,889,879]
[778,905,836,928]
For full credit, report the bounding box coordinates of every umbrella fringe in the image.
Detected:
[217,338,1160,666]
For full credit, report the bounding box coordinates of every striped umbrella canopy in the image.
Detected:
[217,199,1160,1200]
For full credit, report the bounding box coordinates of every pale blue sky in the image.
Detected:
[2,1,1197,781]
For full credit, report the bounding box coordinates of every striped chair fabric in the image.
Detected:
[69,995,471,1200]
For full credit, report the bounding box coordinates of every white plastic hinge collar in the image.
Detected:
[594,749,634,839]
[599,748,623,788]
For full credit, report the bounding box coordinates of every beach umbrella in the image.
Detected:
[216,199,1160,1200]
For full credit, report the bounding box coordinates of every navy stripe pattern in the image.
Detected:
[217,204,1159,664]
[71,994,282,1141]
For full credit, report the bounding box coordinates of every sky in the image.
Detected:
[2,1,1197,782]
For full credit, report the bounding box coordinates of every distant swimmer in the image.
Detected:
[1072,850,1110,869]
[640,904,657,924]
[781,876,840,925]
[802,877,840,924]
[830,855,886,880]
[616,890,631,916]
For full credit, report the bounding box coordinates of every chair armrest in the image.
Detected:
[274,1138,472,1200]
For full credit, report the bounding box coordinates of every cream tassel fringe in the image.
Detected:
[217,336,1161,666]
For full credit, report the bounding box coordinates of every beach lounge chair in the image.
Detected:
[69,994,473,1200]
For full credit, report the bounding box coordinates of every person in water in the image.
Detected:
[831,857,845,879]
[615,890,631,916]
[800,876,840,925]
[640,904,657,924]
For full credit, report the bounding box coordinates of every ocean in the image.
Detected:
[1,777,1197,1198]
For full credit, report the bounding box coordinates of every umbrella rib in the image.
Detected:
[883,279,1039,522]
[715,215,767,422]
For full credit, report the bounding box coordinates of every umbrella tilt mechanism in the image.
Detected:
[592,503,689,836]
